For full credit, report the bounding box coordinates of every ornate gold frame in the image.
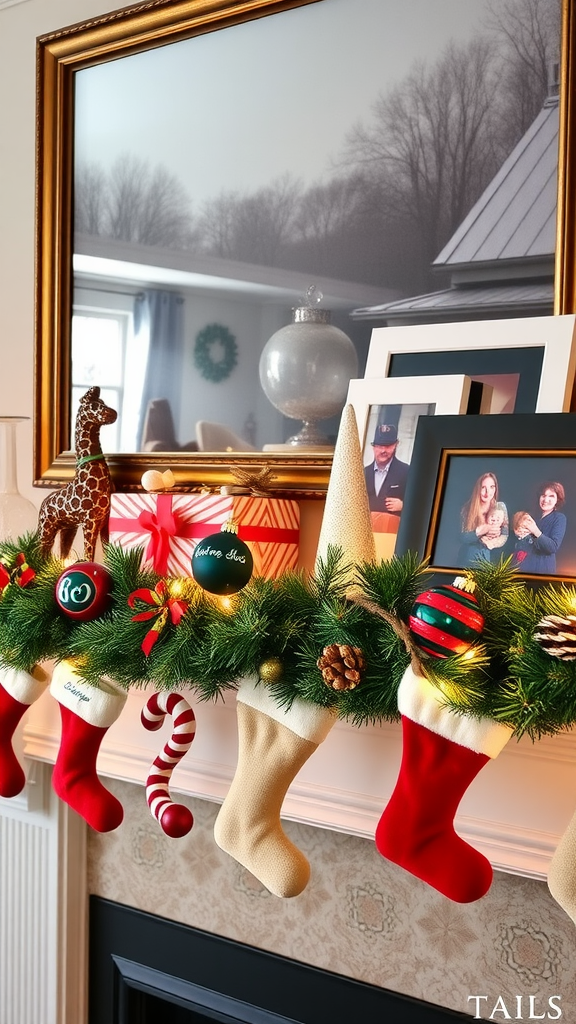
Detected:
[35,0,576,494]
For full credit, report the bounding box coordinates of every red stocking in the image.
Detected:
[376,664,512,903]
[0,666,49,797]
[50,661,127,832]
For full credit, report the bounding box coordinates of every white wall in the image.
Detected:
[180,291,288,446]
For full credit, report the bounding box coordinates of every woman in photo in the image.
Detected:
[458,472,509,567]
[515,482,567,575]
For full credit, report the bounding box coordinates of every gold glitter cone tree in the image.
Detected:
[315,404,376,574]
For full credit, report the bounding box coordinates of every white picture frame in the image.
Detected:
[363,314,576,414]
[346,373,478,560]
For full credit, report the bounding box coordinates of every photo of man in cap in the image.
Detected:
[363,422,410,514]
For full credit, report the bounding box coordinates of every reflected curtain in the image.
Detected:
[135,289,184,448]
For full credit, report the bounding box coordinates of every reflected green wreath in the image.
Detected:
[193,323,238,382]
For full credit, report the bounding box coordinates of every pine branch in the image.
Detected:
[309,546,356,601]
[356,551,429,618]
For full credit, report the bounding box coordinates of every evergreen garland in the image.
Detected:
[0,535,75,672]
[3,534,576,740]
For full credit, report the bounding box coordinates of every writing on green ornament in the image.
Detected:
[194,544,246,564]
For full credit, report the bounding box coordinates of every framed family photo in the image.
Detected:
[364,315,576,415]
[396,412,576,584]
[346,374,484,560]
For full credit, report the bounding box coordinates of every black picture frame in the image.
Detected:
[396,413,576,585]
[388,346,543,413]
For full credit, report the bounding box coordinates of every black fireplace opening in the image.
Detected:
[89,897,473,1024]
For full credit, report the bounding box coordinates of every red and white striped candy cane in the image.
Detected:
[141,692,196,838]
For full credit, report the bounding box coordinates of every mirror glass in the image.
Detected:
[36,0,568,490]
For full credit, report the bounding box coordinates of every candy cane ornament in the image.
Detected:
[141,692,196,838]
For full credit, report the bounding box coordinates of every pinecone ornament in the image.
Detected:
[317,643,365,691]
[533,614,576,661]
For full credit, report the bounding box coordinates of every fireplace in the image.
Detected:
[89,897,473,1023]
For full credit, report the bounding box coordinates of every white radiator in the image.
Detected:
[0,761,86,1024]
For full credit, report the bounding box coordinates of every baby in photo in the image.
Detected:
[512,510,531,565]
[512,511,531,539]
[480,506,507,550]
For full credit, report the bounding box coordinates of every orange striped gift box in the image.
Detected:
[108,493,299,580]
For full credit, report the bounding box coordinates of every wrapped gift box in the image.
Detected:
[108,492,300,579]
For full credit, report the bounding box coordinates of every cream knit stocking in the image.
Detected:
[213,677,335,898]
[548,810,576,926]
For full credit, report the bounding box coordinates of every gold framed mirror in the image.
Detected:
[35,0,576,495]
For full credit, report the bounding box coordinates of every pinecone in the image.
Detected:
[533,614,576,661]
[317,643,366,691]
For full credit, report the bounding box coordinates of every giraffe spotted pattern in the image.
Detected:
[38,386,117,561]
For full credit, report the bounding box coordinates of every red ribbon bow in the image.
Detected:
[128,580,188,656]
[0,553,36,594]
[137,499,179,577]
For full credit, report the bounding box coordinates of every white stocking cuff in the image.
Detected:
[237,675,336,744]
[1,664,49,705]
[398,663,513,758]
[50,661,127,728]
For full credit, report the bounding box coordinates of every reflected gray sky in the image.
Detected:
[74,0,493,207]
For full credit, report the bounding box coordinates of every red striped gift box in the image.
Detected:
[108,492,300,580]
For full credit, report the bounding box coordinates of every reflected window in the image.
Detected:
[72,311,125,451]
[72,287,147,451]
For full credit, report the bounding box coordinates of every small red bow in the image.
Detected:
[128,580,188,656]
[0,553,35,594]
[137,499,178,576]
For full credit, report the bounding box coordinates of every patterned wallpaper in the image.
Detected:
[88,777,576,1020]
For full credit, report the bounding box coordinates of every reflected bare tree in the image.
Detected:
[336,0,559,286]
[485,0,561,152]
[75,162,107,236]
[197,174,301,264]
[74,0,559,293]
[292,175,365,262]
[194,190,239,259]
[341,38,502,269]
[75,155,196,249]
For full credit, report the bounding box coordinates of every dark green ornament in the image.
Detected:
[191,522,253,595]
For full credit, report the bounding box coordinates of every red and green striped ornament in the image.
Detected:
[408,578,484,659]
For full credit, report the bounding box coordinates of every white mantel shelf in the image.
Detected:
[23,685,576,881]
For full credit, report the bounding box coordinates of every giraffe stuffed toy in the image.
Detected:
[38,386,117,561]
[0,387,127,831]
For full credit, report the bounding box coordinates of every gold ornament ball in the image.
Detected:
[259,657,283,683]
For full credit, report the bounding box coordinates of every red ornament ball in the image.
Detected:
[409,582,484,659]
[55,562,113,621]
[159,803,194,839]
